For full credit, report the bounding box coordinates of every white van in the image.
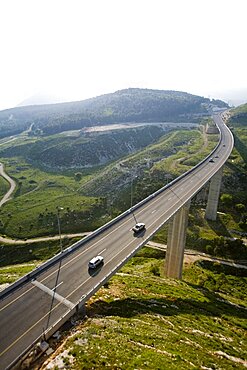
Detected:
[88,255,104,269]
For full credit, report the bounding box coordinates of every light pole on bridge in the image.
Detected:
[130,174,138,209]
[56,207,64,252]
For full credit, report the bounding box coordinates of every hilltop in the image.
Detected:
[0,88,228,138]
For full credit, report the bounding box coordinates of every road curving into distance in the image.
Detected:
[0,113,234,369]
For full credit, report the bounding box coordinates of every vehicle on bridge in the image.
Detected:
[132,222,145,233]
[88,255,104,269]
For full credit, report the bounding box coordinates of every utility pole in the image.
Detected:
[130,174,137,209]
[56,207,63,252]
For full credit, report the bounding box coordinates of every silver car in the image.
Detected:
[132,222,145,233]
[88,255,104,269]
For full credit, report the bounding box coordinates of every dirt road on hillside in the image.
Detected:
[0,162,16,207]
[147,241,247,269]
[0,232,91,245]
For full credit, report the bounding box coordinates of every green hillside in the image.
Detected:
[225,104,247,199]
[229,103,247,125]
[0,88,228,138]
[0,125,212,239]
[31,249,247,370]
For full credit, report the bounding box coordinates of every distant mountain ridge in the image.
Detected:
[17,92,65,107]
[0,88,228,138]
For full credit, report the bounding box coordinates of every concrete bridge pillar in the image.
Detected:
[205,167,223,221]
[165,200,191,279]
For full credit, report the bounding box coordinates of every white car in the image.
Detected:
[132,222,145,233]
[88,255,104,269]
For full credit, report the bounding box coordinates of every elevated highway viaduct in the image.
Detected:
[0,113,234,369]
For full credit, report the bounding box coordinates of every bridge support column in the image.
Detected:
[165,200,191,279]
[205,167,223,221]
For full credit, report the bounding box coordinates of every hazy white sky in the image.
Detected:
[0,0,246,110]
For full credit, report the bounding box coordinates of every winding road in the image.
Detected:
[0,163,16,207]
[0,124,37,209]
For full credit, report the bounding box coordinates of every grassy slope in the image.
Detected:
[79,129,206,196]
[40,248,247,370]
[0,237,81,277]
[229,103,247,126]
[231,103,247,114]
[215,109,247,227]
[0,175,9,199]
[0,158,109,238]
